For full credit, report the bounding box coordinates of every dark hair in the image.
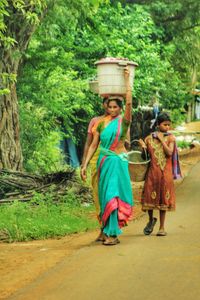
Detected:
[156,112,171,125]
[102,97,108,104]
[107,98,123,108]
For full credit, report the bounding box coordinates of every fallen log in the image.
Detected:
[0,169,93,204]
[0,169,74,190]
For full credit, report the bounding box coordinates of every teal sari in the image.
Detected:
[97,116,134,237]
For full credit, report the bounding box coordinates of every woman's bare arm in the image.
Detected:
[81,131,100,181]
[157,133,175,156]
[81,133,93,166]
[124,67,132,122]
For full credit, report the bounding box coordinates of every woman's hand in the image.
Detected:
[81,166,87,181]
[124,139,131,151]
[139,138,147,148]
[157,133,174,156]
[157,132,164,143]
[124,66,130,81]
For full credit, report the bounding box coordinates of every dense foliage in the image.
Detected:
[1,0,199,172]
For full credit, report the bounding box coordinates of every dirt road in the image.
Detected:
[8,161,200,300]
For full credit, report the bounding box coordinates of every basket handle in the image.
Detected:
[130,139,140,145]
[130,139,148,161]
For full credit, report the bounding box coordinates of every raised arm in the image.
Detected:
[157,133,175,156]
[81,131,100,181]
[124,67,132,122]
[138,138,147,149]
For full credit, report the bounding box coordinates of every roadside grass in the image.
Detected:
[0,192,98,243]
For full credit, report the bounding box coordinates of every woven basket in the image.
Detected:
[127,140,150,182]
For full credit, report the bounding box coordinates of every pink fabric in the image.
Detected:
[98,155,107,178]
[110,118,122,151]
[102,197,133,228]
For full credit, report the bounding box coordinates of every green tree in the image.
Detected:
[0,0,47,170]
[121,0,200,95]
[0,0,104,171]
[143,0,200,90]
[18,2,187,173]
[18,1,104,172]
[73,3,185,107]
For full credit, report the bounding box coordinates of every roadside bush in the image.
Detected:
[177,140,191,149]
[170,109,186,127]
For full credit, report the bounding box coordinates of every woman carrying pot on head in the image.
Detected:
[81,68,134,246]
[81,97,111,241]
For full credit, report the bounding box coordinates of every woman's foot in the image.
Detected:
[95,231,106,242]
[103,236,120,246]
[143,217,157,235]
[156,229,167,236]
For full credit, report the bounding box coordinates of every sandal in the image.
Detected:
[143,217,157,235]
[103,237,120,246]
[95,231,106,242]
[156,229,167,236]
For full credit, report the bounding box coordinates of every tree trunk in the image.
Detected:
[0,33,25,170]
[0,58,23,170]
[0,3,47,170]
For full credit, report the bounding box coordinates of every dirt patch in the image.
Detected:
[0,232,97,299]
[180,121,200,132]
[1,122,200,300]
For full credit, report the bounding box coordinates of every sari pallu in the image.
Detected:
[97,117,134,237]
[89,116,111,219]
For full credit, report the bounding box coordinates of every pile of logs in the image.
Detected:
[0,169,92,204]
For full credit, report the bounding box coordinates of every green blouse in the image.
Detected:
[97,117,130,141]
